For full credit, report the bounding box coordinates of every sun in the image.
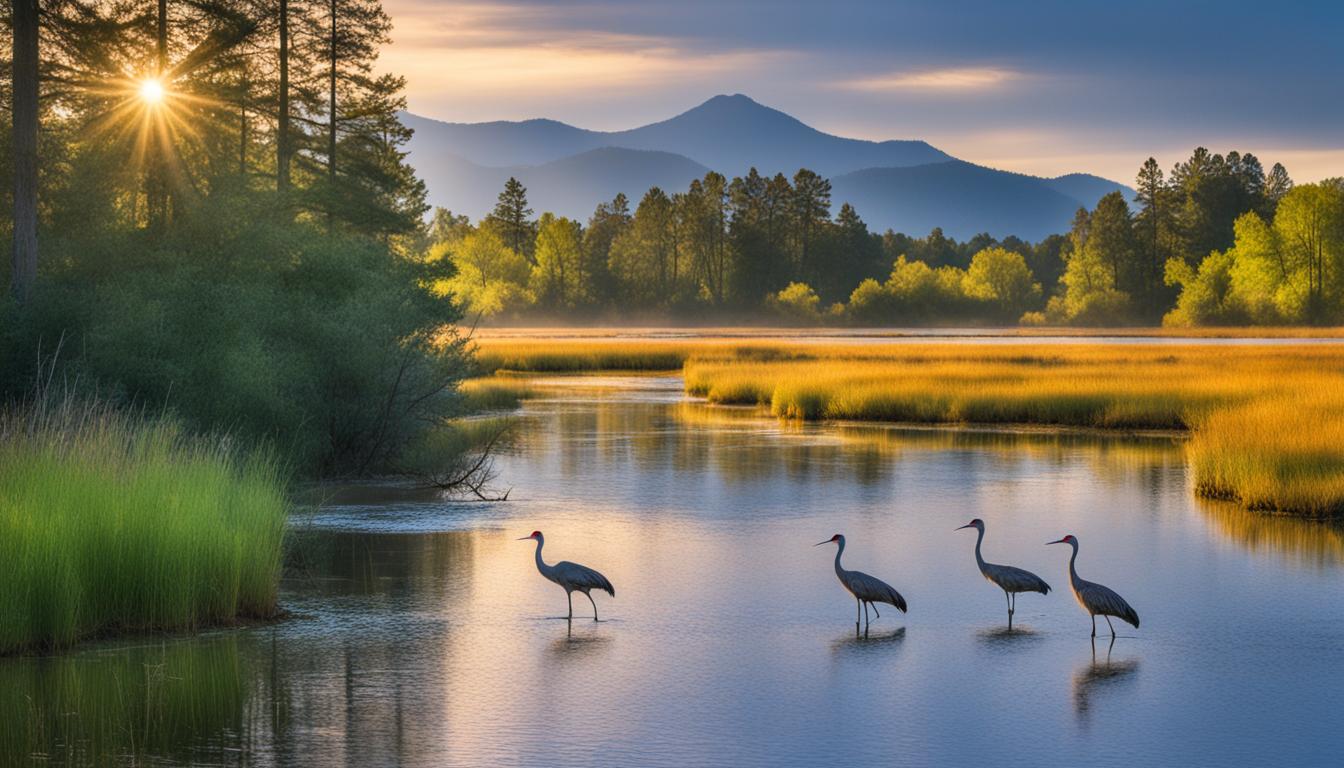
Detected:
[138,78,166,105]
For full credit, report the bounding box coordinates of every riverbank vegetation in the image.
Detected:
[423,150,1341,327]
[0,396,288,654]
[474,337,1344,516]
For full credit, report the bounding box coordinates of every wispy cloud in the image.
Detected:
[839,67,1022,92]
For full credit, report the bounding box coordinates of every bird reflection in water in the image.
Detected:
[831,625,906,658]
[1072,636,1139,722]
[976,624,1042,649]
[551,618,614,658]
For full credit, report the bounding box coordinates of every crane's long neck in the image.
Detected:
[534,538,552,577]
[833,539,847,579]
[1067,542,1081,589]
[974,527,986,571]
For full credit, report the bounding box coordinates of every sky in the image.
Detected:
[378,0,1344,183]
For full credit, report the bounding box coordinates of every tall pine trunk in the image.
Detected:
[277,0,290,192]
[328,0,337,178]
[10,0,39,302]
[148,0,169,228]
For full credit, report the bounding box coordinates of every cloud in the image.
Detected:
[839,67,1023,92]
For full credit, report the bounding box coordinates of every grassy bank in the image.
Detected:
[0,397,288,654]
[477,336,1344,517]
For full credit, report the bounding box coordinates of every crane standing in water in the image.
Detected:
[518,531,614,621]
[1046,534,1140,638]
[956,518,1051,627]
[815,534,908,629]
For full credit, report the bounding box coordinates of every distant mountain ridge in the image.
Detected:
[402,94,1133,240]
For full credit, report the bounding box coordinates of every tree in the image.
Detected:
[790,168,831,283]
[439,228,533,319]
[963,247,1041,320]
[610,186,680,306]
[581,192,630,306]
[10,0,39,301]
[486,177,535,260]
[1263,162,1293,216]
[531,213,584,310]
[1134,157,1174,307]
[1274,183,1344,322]
[1047,207,1130,325]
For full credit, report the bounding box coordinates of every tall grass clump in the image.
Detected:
[0,394,288,654]
[1187,393,1344,518]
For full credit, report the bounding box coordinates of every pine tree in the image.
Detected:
[486,177,535,260]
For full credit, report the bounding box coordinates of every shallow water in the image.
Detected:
[6,376,1343,767]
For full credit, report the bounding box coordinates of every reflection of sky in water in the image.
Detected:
[6,377,1343,767]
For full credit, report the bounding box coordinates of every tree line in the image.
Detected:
[432,148,1339,326]
[2,0,469,475]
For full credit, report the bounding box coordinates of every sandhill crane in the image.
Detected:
[956,518,1050,627]
[518,531,614,621]
[815,534,907,629]
[1046,535,1139,638]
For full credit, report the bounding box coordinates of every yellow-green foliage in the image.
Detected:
[0,397,288,653]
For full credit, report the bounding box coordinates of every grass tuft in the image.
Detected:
[0,394,288,654]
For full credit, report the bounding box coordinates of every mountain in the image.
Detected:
[403,94,1133,240]
[831,162,1089,242]
[1044,173,1135,210]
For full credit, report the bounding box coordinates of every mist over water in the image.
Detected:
[7,376,1342,766]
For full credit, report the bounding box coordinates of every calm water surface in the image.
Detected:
[6,376,1343,767]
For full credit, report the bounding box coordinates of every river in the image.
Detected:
[5,375,1342,766]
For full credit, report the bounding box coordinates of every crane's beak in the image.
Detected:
[516,536,533,541]
[814,539,832,546]
[1045,538,1065,545]
[955,523,972,531]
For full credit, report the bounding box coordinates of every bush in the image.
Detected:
[2,206,469,475]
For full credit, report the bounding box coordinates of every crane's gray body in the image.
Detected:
[822,534,907,627]
[959,520,1049,626]
[1052,536,1140,637]
[526,532,614,620]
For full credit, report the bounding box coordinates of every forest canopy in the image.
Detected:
[426,149,1340,326]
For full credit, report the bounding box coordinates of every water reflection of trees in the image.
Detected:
[519,399,1188,494]
[1197,498,1344,568]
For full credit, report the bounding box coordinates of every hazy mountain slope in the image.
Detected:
[600,94,950,177]
[830,161,1087,241]
[1044,173,1136,209]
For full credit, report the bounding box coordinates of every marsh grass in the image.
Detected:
[459,376,536,411]
[0,395,288,654]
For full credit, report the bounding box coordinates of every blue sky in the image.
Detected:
[380,0,1344,182]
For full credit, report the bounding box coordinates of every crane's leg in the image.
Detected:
[1105,615,1116,639]
[863,601,870,627]
[1004,590,1012,626]
[856,596,861,628]
[585,590,599,621]
[567,590,574,620]
[871,602,881,619]
[1091,614,1097,638]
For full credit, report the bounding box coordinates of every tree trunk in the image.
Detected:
[10,0,39,302]
[148,0,169,228]
[327,0,337,227]
[277,0,290,192]
[328,0,337,181]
